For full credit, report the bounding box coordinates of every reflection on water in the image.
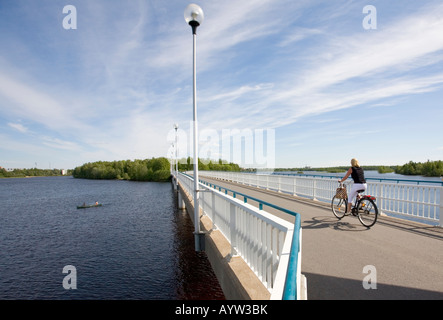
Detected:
[172,205,225,300]
[0,176,225,300]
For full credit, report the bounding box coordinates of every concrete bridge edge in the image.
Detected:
[176,182,271,300]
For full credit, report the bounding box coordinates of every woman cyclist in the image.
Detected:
[338,158,367,213]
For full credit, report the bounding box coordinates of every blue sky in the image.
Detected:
[1,0,443,169]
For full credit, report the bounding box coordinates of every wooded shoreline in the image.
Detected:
[275,160,443,177]
[2,160,442,180]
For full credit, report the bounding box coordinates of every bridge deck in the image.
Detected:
[201,176,443,300]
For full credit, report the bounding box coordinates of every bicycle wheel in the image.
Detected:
[331,196,347,219]
[357,198,378,228]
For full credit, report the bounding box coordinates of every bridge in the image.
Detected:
[174,171,443,300]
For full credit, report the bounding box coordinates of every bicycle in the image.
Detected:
[331,182,378,228]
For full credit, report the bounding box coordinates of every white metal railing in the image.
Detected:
[176,172,303,299]
[199,171,443,227]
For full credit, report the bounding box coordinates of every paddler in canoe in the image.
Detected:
[77,202,102,209]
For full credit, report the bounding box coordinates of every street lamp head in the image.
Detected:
[173,123,179,130]
[184,4,204,34]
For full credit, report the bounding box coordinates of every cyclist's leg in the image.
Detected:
[347,186,357,212]
[348,183,367,212]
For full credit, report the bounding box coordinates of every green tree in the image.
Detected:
[73,157,173,181]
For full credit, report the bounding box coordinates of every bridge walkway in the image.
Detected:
[200,176,443,300]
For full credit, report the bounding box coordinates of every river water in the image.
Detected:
[0,176,225,300]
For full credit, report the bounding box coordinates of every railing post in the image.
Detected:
[312,179,317,200]
[211,192,217,230]
[439,187,443,227]
[229,203,238,257]
[377,182,382,215]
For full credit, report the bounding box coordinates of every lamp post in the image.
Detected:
[173,123,179,182]
[170,143,174,174]
[171,142,177,191]
[184,3,204,252]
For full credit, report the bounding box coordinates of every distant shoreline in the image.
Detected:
[0,168,72,179]
[274,161,443,178]
[0,174,70,179]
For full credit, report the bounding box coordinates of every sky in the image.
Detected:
[0,0,443,169]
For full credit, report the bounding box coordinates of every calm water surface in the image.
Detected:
[0,176,225,300]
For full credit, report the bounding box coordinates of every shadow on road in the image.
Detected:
[305,272,443,300]
[376,216,443,241]
[302,215,370,232]
[302,214,443,240]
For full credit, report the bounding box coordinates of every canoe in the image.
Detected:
[77,203,102,209]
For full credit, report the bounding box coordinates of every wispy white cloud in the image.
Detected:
[201,1,443,129]
[278,27,323,47]
[7,123,28,134]
[201,83,274,103]
[41,137,81,151]
[0,73,90,132]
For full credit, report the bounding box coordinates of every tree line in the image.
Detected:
[274,160,443,177]
[394,160,443,177]
[73,158,172,181]
[173,157,241,172]
[0,168,69,178]
[274,165,390,174]
[73,157,242,182]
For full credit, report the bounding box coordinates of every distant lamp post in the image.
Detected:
[171,142,177,191]
[173,123,179,180]
[184,3,204,252]
[170,143,174,173]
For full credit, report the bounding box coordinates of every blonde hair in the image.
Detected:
[351,158,360,167]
